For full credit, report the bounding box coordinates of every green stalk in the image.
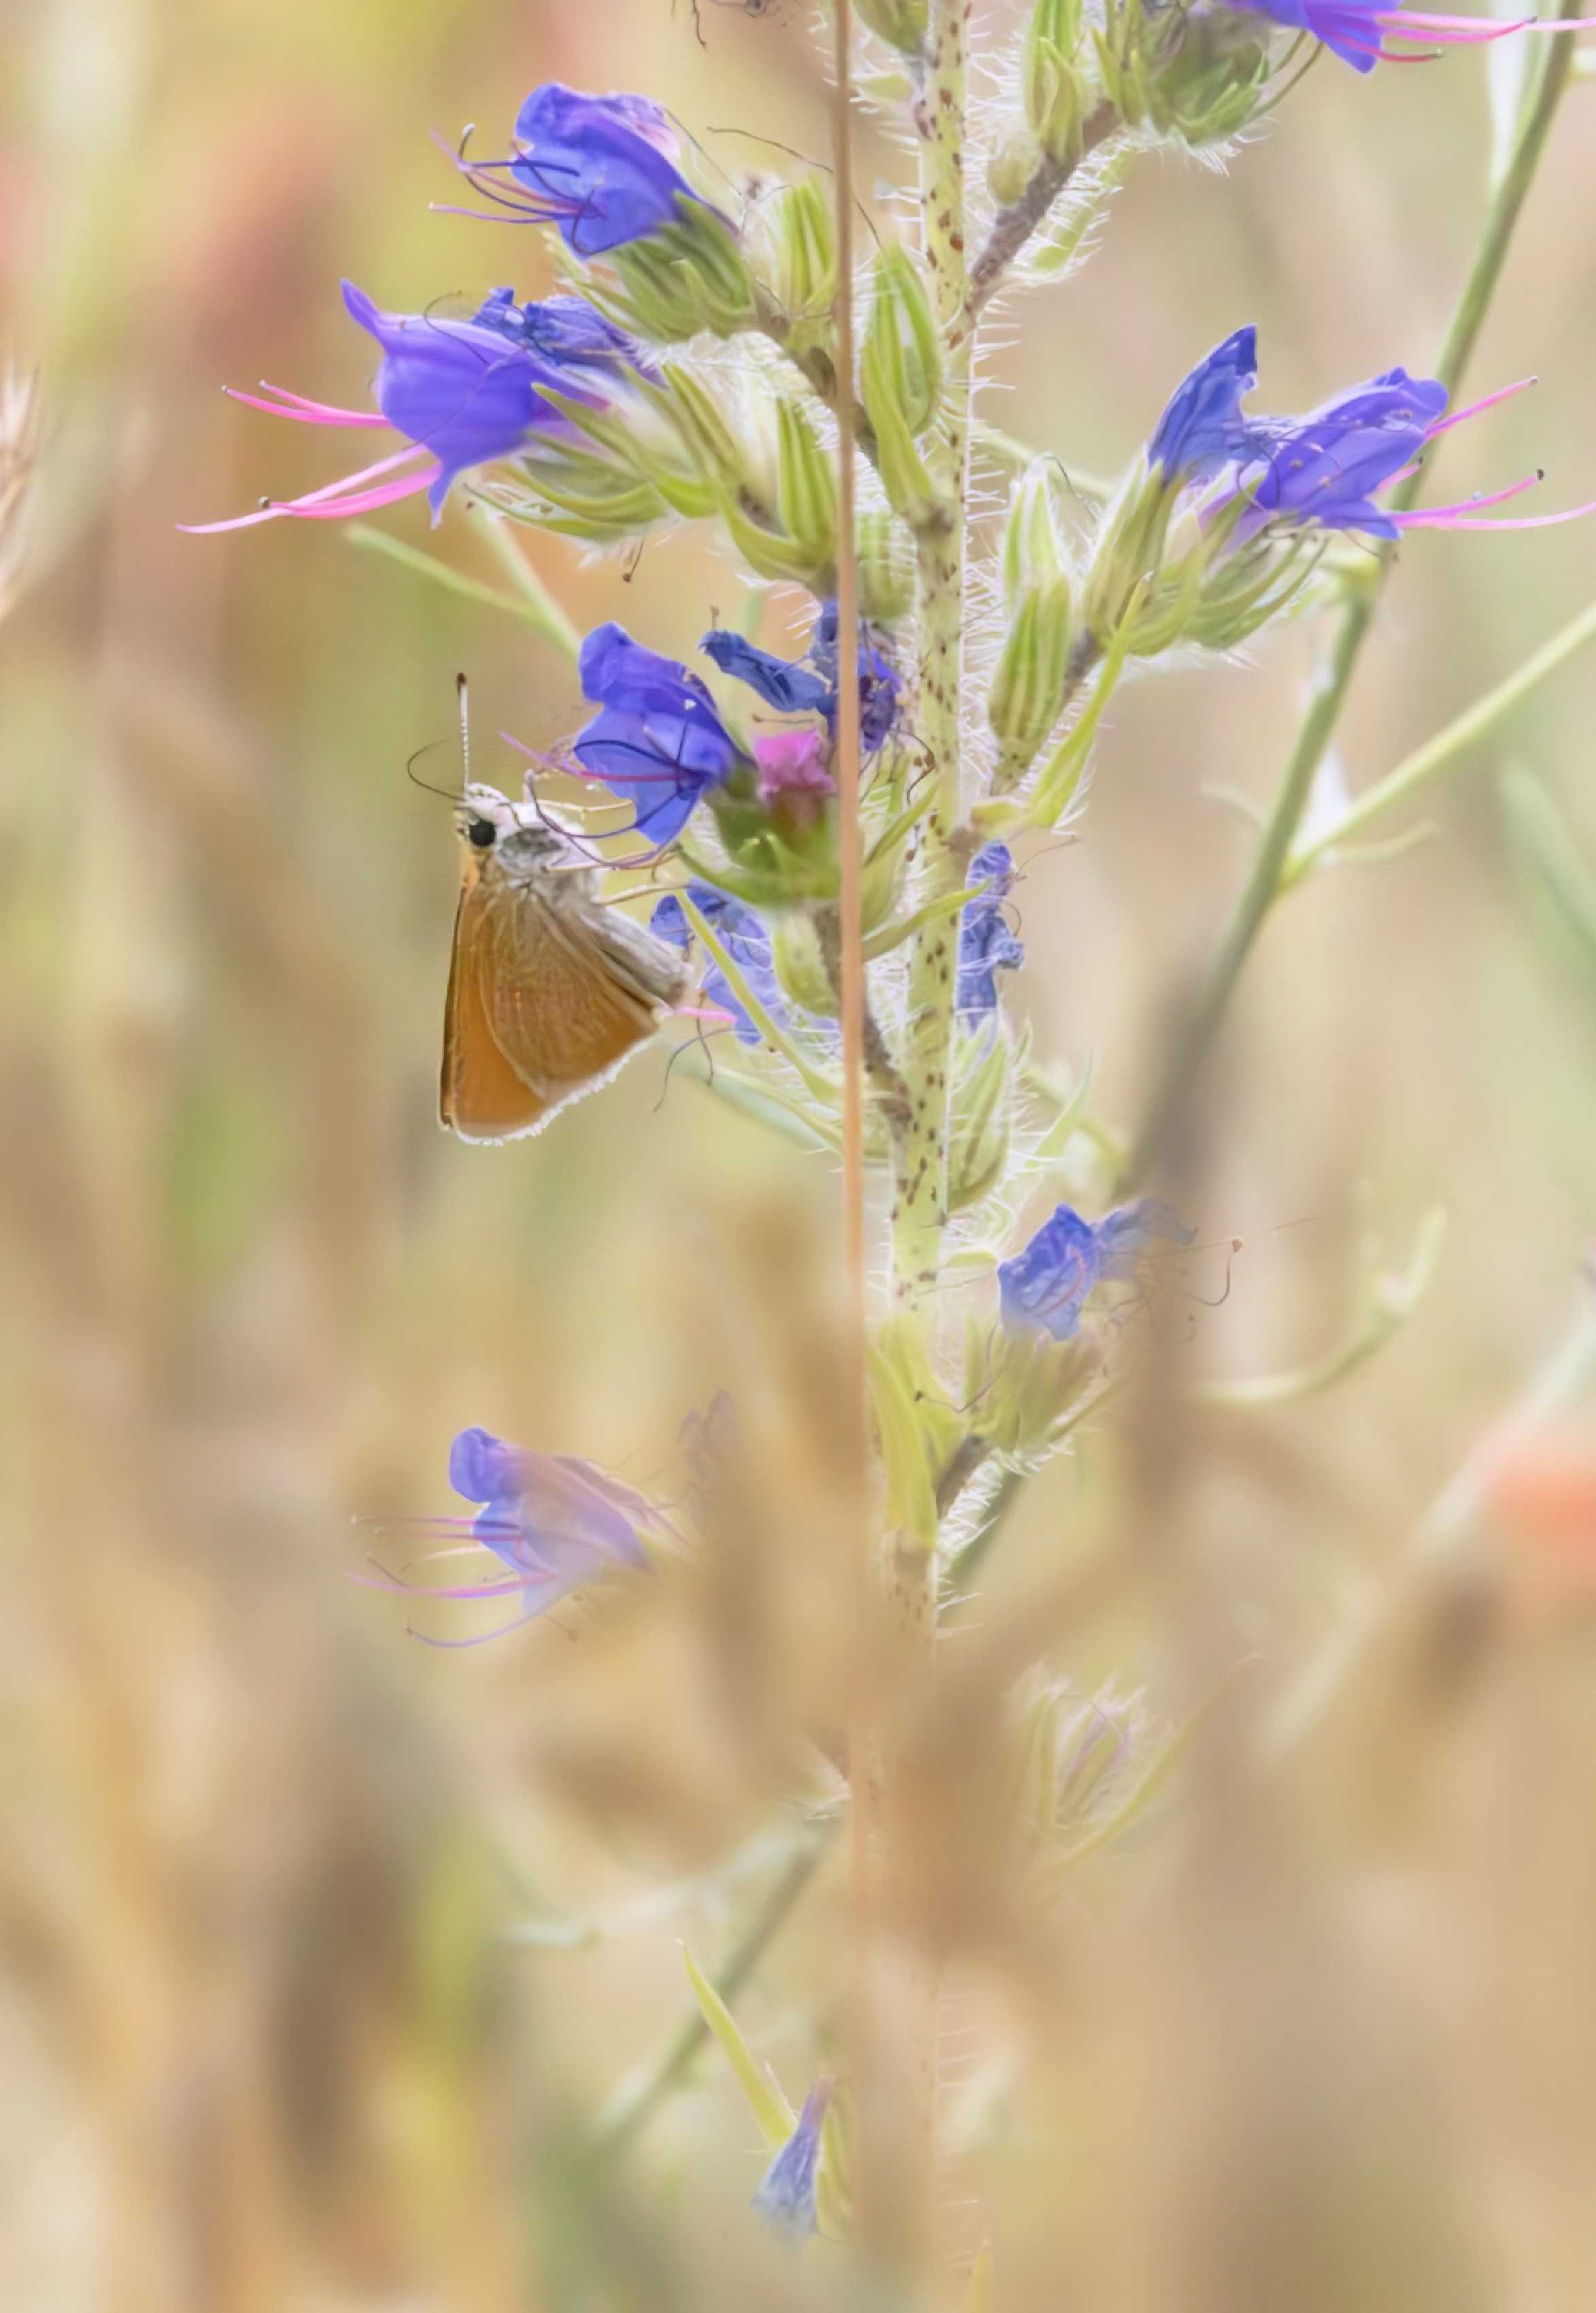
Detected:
[1284,592,1596,881]
[1121,5,1581,1190]
[892,0,973,1307]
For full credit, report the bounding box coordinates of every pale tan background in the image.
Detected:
[3,0,1595,2305]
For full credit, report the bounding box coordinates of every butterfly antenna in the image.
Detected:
[456,671,472,786]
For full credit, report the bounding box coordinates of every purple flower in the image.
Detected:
[650,883,794,1045]
[356,1426,664,1644]
[1221,0,1593,73]
[448,84,716,255]
[753,728,835,825]
[998,1200,1194,1340]
[752,2081,832,2241]
[1136,338,1595,545]
[1147,326,1258,484]
[573,623,745,846]
[182,280,609,535]
[472,286,654,379]
[812,601,901,751]
[699,627,835,718]
[957,843,1024,1019]
[1234,366,1448,541]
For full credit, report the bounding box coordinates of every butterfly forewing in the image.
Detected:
[441,859,676,1144]
[439,881,554,1141]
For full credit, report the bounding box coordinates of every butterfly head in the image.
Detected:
[456,781,576,876]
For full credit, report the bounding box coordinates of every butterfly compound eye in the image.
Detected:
[466,817,496,849]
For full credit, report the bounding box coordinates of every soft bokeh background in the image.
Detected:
[4,1,1596,2306]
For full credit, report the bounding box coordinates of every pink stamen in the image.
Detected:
[261,468,441,522]
[1379,9,1525,36]
[224,384,388,427]
[675,1003,738,1025]
[1397,485,1596,531]
[1389,5,1596,23]
[180,449,438,535]
[347,1568,554,1600]
[407,1605,548,1649]
[1426,375,1539,439]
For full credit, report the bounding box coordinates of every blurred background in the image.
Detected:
[4,0,1596,2306]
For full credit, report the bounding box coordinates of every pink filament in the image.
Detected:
[1379,10,1526,37]
[180,448,439,535]
[224,384,388,427]
[1387,5,1596,23]
[1397,486,1596,531]
[1426,375,1538,438]
[348,1567,554,1601]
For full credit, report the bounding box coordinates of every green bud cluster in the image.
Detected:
[1023,0,1090,165]
[745,178,838,358]
[860,247,947,530]
[855,0,930,54]
[945,1022,1017,1212]
[1093,0,1273,146]
[579,199,758,342]
[989,462,1078,783]
[1081,464,1324,662]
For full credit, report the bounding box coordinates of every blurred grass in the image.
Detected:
[4,1,1596,2307]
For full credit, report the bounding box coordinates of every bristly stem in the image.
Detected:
[953,100,1119,345]
[892,0,972,1312]
[1121,1,1581,1192]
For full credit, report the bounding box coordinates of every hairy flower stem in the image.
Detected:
[953,101,1119,345]
[1121,6,1580,1192]
[892,0,973,1317]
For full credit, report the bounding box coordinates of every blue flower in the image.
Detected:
[445,1428,656,1596]
[1147,326,1259,484]
[1222,0,1569,74]
[752,2081,832,2242]
[698,628,835,718]
[957,843,1024,1019]
[1234,367,1448,540]
[183,283,614,536]
[650,883,793,1045]
[471,287,653,379]
[998,1200,1194,1340]
[573,623,745,847]
[811,603,901,751]
[342,281,605,522]
[507,84,712,256]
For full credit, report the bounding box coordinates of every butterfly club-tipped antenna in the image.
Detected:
[456,669,472,785]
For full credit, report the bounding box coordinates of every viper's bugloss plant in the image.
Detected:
[191,17,1596,2297]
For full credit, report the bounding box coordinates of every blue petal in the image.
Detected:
[699,628,833,717]
[449,1426,526,1506]
[1148,326,1259,482]
[751,2082,830,2242]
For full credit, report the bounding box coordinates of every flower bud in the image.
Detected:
[1002,460,1072,605]
[718,396,838,589]
[745,178,837,352]
[770,911,838,1017]
[987,126,1045,209]
[861,248,945,529]
[987,577,1074,778]
[946,1024,1015,1213]
[1022,2,1089,168]
[858,507,916,623]
[856,0,929,51]
[967,1313,1100,1459]
[598,202,758,341]
[1079,460,1174,643]
[870,1315,966,1550]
